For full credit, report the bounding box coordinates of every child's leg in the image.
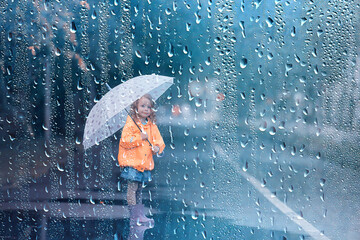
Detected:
[127,181,154,225]
[135,182,143,204]
[127,181,139,205]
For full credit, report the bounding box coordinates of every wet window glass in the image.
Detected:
[1,0,359,239]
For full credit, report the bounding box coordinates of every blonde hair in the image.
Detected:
[130,94,156,123]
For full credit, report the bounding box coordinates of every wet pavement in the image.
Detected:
[1,131,360,240]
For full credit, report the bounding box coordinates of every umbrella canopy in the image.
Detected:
[83,74,173,150]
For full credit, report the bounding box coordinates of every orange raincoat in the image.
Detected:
[118,116,165,172]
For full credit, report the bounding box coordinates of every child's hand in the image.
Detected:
[140,131,148,140]
[152,146,160,153]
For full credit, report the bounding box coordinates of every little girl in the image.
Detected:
[118,94,165,226]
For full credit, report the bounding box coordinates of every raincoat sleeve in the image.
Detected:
[119,119,143,149]
[151,124,165,155]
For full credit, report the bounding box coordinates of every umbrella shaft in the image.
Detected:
[125,109,153,147]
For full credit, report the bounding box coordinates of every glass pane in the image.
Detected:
[1,0,359,239]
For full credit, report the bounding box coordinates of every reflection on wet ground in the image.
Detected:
[0,171,308,240]
[1,136,360,239]
[0,200,307,240]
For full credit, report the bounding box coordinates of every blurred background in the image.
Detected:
[0,0,359,239]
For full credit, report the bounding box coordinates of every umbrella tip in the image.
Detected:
[105,83,112,91]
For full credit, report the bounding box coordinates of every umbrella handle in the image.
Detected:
[125,109,153,147]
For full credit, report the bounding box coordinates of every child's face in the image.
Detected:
[137,97,152,120]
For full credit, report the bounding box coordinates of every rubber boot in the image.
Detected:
[128,223,151,240]
[128,204,154,227]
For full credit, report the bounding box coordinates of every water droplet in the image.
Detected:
[312,48,317,57]
[255,198,260,206]
[212,149,217,158]
[123,5,130,11]
[267,52,274,60]
[314,65,319,74]
[240,92,246,99]
[7,32,13,41]
[260,142,265,150]
[300,17,307,26]
[90,196,95,204]
[195,11,201,24]
[184,174,189,180]
[55,48,61,56]
[186,22,191,31]
[271,115,276,123]
[70,21,77,33]
[300,144,305,152]
[191,210,199,220]
[254,0,263,9]
[266,17,274,27]
[285,63,293,75]
[145,55,150,65]
[57,163,64,172]
[242,160,248,172]
[164,8,171,15]
[291,26,296,37]
[156,59,161,67]
[260,109,265,117]
[9,134,15,141]
[135,50,142,58]
[195,98,202,107]
[323,209,327,218]
[239,21,245,31]
[91,10,97,19]
[6,66,11,76]
[193,157,199,166]
[184,128,190,136]
[299,76,306,83]
[240,58,248,68]
[168,43,174,57]
[280,142,286,151]
[317,29,323,37]
[269,127,276,135]
[43,204,49,212]
[259,121,267,131]
[320,178,326,187]
[77,80,83,90]
[261,178,266,187]
[241,140,248,148]
[205,57,211,65]
[90,63,96,71]
[42,124,49,131]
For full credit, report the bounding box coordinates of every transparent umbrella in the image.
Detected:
[83,74,173,150]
